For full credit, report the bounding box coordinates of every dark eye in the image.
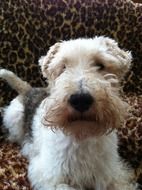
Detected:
[60,64,66,74]
[63,65,66,69]
[96,62,105,71]
[62,65,66,71]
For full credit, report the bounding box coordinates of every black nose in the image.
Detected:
[69,93,94,112]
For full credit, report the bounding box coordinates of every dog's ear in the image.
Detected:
[39,42,61,78]
[104,37,132,78]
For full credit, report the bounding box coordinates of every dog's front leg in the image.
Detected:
[106,181,136,190]
[28,155,80,190]
[55,184,79,190]
[36,184,78,190]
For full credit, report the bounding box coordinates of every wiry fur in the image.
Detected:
[1,36,137,190]
[0,69,31,94]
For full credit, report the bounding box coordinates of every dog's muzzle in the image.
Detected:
[68,93,94,112]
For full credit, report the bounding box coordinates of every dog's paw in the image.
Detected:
[56,184,78,190]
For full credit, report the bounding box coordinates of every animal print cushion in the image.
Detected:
[0,0,142,188]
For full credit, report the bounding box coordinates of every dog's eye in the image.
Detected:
[62,65,66,73]
[60,65,66,74]
[63,65,66,70]
[95,62,105,71]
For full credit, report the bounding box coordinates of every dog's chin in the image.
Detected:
[68,120,96,127]
[64,116,102,140]
[67,113,97,122]
[65,120,100,141]
[62,112,114,140]
[67,114,97,127]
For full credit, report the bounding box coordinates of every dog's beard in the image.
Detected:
[42,90,128,140]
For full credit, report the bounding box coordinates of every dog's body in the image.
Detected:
[0,37,136,190]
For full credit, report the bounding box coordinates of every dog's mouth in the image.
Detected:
[68,114,97,123]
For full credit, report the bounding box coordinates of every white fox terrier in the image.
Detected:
[0,36,137,190]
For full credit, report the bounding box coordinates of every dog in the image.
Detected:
[0,36,136,190]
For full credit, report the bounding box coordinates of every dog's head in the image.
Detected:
[39,37,132,140]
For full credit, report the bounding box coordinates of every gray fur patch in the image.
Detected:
[23,88,48,137]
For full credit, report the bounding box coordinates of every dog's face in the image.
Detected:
[39,37,132,140]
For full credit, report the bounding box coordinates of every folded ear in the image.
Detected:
[104,37,132,78]
[39,42,61,78]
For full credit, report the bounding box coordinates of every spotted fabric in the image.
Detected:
[0,0,142,189]
[0,141,32,190]
[118,95,142,187]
